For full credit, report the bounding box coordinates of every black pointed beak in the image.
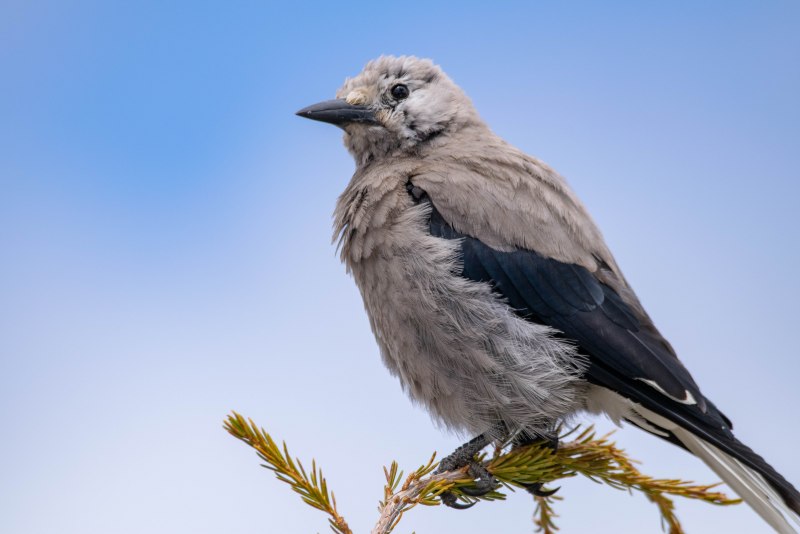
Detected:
[295,99,378,127]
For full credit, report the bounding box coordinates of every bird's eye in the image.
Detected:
[391,84,410,100]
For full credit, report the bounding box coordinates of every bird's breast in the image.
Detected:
[335,180,586,437]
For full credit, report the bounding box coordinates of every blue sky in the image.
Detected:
[1,1,798,533]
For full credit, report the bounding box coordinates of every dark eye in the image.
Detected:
[391,84,410,100]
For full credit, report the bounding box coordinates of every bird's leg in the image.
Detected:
[512,431,560,497]
[435,433,492,474]
[436,432,500,509]
[514,431,559,452]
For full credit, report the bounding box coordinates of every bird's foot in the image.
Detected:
[460,462,500,496]
[436,433,498,510]
[513,431,559,453]
[513,431,560,497]
[440,460,500,509]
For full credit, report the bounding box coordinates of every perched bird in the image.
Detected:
[296,56,800,532]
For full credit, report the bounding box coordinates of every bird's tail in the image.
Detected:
[633,403,800,533]
[671,427,799,533]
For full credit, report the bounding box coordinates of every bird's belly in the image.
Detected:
[347,211,586,437]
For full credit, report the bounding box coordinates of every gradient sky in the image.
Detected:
[2,2,799,533]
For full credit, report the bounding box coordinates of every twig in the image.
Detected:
[534,494,562,534]
[372,464,467,534]
[224,412,352,534]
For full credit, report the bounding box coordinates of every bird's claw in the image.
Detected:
[459,481,497,497]
[440,491,477,510]
[462,462,500,496]
[523,482,560,497]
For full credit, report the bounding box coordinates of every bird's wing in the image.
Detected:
[411,167,800,524]
[411,155,717,427]
[425,198,719,429]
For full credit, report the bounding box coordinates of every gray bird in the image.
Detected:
[296,56,800,532]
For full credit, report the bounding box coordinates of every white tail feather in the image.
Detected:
[671,426,798,534]
[587,386,800,532]
[630,402,800,533]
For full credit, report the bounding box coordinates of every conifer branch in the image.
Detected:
[225,412,740,534]
[224,412,352,534]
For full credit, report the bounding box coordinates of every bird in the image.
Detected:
[295,55,800,532]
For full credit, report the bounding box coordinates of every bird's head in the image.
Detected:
[297,56,481,165]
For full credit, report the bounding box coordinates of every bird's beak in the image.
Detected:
[295,99,378,127]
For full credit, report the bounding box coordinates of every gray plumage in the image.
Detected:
[297,55,800,532]
[334,162,585,438]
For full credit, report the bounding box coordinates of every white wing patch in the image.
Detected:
[583,385,669,437]
[636,377,697,405]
